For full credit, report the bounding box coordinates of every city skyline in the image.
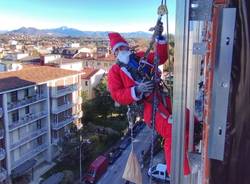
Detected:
[0,0,176,33]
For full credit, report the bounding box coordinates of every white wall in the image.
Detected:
[59,62,83,71]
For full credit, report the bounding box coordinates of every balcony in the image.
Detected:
[0,148,6,160]
[12,144,48,169]
[0,129,4,139]
[77,111,83,119]
[51,116,75,130]
[0,167,7,182]
[51,84,78,98]
[7,94,47,111]
[52,137,63,145]
[78,97,83,104]
[51,102,74,114]
[10,127,47,150]
[9,111,47,130]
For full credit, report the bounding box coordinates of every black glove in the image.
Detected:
[155,21,164,37]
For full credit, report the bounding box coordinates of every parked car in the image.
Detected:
[147,163,170,182]
[119,137,131,150]
[108,147,122,164]
[84,155,108,184]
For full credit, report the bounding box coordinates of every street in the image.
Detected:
[97,126,166,184]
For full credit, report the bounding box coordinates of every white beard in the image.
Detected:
[117,50,131,64]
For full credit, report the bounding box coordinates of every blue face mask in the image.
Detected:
[117,50,131,64]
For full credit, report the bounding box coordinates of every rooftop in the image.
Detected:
[0,65,82,93]
[81,67,99,80]
[47,58,82,65]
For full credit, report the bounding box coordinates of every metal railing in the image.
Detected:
[0,148,6,160]
[7,94,47,111]
[51,102,74,114]
[0,167,7,182]
[10,127,47,150]
[52,84,78,97]
[51,115,75,130]
[9,111,47,130]
[12,144,48,169]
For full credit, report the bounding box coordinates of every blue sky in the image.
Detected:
[0,0,176,33]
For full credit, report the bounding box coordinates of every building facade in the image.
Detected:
[81,68,105,100]
[0,66,82,183]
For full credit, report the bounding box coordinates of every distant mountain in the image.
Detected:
[6,26,152,38]
[0,30,8,34]
[10,27,44,35]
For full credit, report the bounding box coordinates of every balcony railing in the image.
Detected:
[12,144,48,169]
[10,127,47,150]
[9,111,47,130]
[77,111,83,119]
[0,129,4,139]
[52,84,78,98]
[0,167,7,182]
[78,97,83,104]
[0,148,6,160]
[52,137,64,145]
[7,94,47,111]
[51,116,75,130]
[51,102,74,114]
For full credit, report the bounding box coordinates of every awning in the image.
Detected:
[41,172,64,184]
[11,159,37,178]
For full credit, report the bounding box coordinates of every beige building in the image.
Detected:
[0,65,82,183]
[82,55,115,73]
[81,68,105,100]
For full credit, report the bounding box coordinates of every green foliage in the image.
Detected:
[82,75,126,123]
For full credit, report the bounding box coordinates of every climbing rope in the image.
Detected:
[149,1,168,184]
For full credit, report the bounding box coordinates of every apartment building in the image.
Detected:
[82,55,115,73]
[0,65,82,183]
[81,68,105,100]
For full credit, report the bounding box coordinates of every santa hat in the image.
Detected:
[108,32,129,53]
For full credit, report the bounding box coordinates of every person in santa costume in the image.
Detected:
[107,22,191,176]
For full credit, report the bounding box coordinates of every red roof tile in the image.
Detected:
[0,66,82,93]
[81,68,99,80]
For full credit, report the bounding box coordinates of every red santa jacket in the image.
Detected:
[107,40,172,138]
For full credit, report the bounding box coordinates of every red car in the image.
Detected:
[84,155,108,184]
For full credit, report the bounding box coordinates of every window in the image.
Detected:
[37,136,43,145]
[37,120,42,129]
[10,91,18,102]
[24,88,29,97]
[12,110,19,122]
[160,171,164,176]
[153,171,159,175]
[97,62,101,66]
[25,106,30,114]
[85,81,88,86]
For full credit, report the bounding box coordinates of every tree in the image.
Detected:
[92,76,114,119]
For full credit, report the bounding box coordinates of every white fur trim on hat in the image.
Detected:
[112,42,129,53]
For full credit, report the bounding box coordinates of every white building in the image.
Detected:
[41,54,61,64]
[0,65,83,183]
[0,62,23,72]
[46,58,83,71]
[65,43,80,48]
[4,53,29,61]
